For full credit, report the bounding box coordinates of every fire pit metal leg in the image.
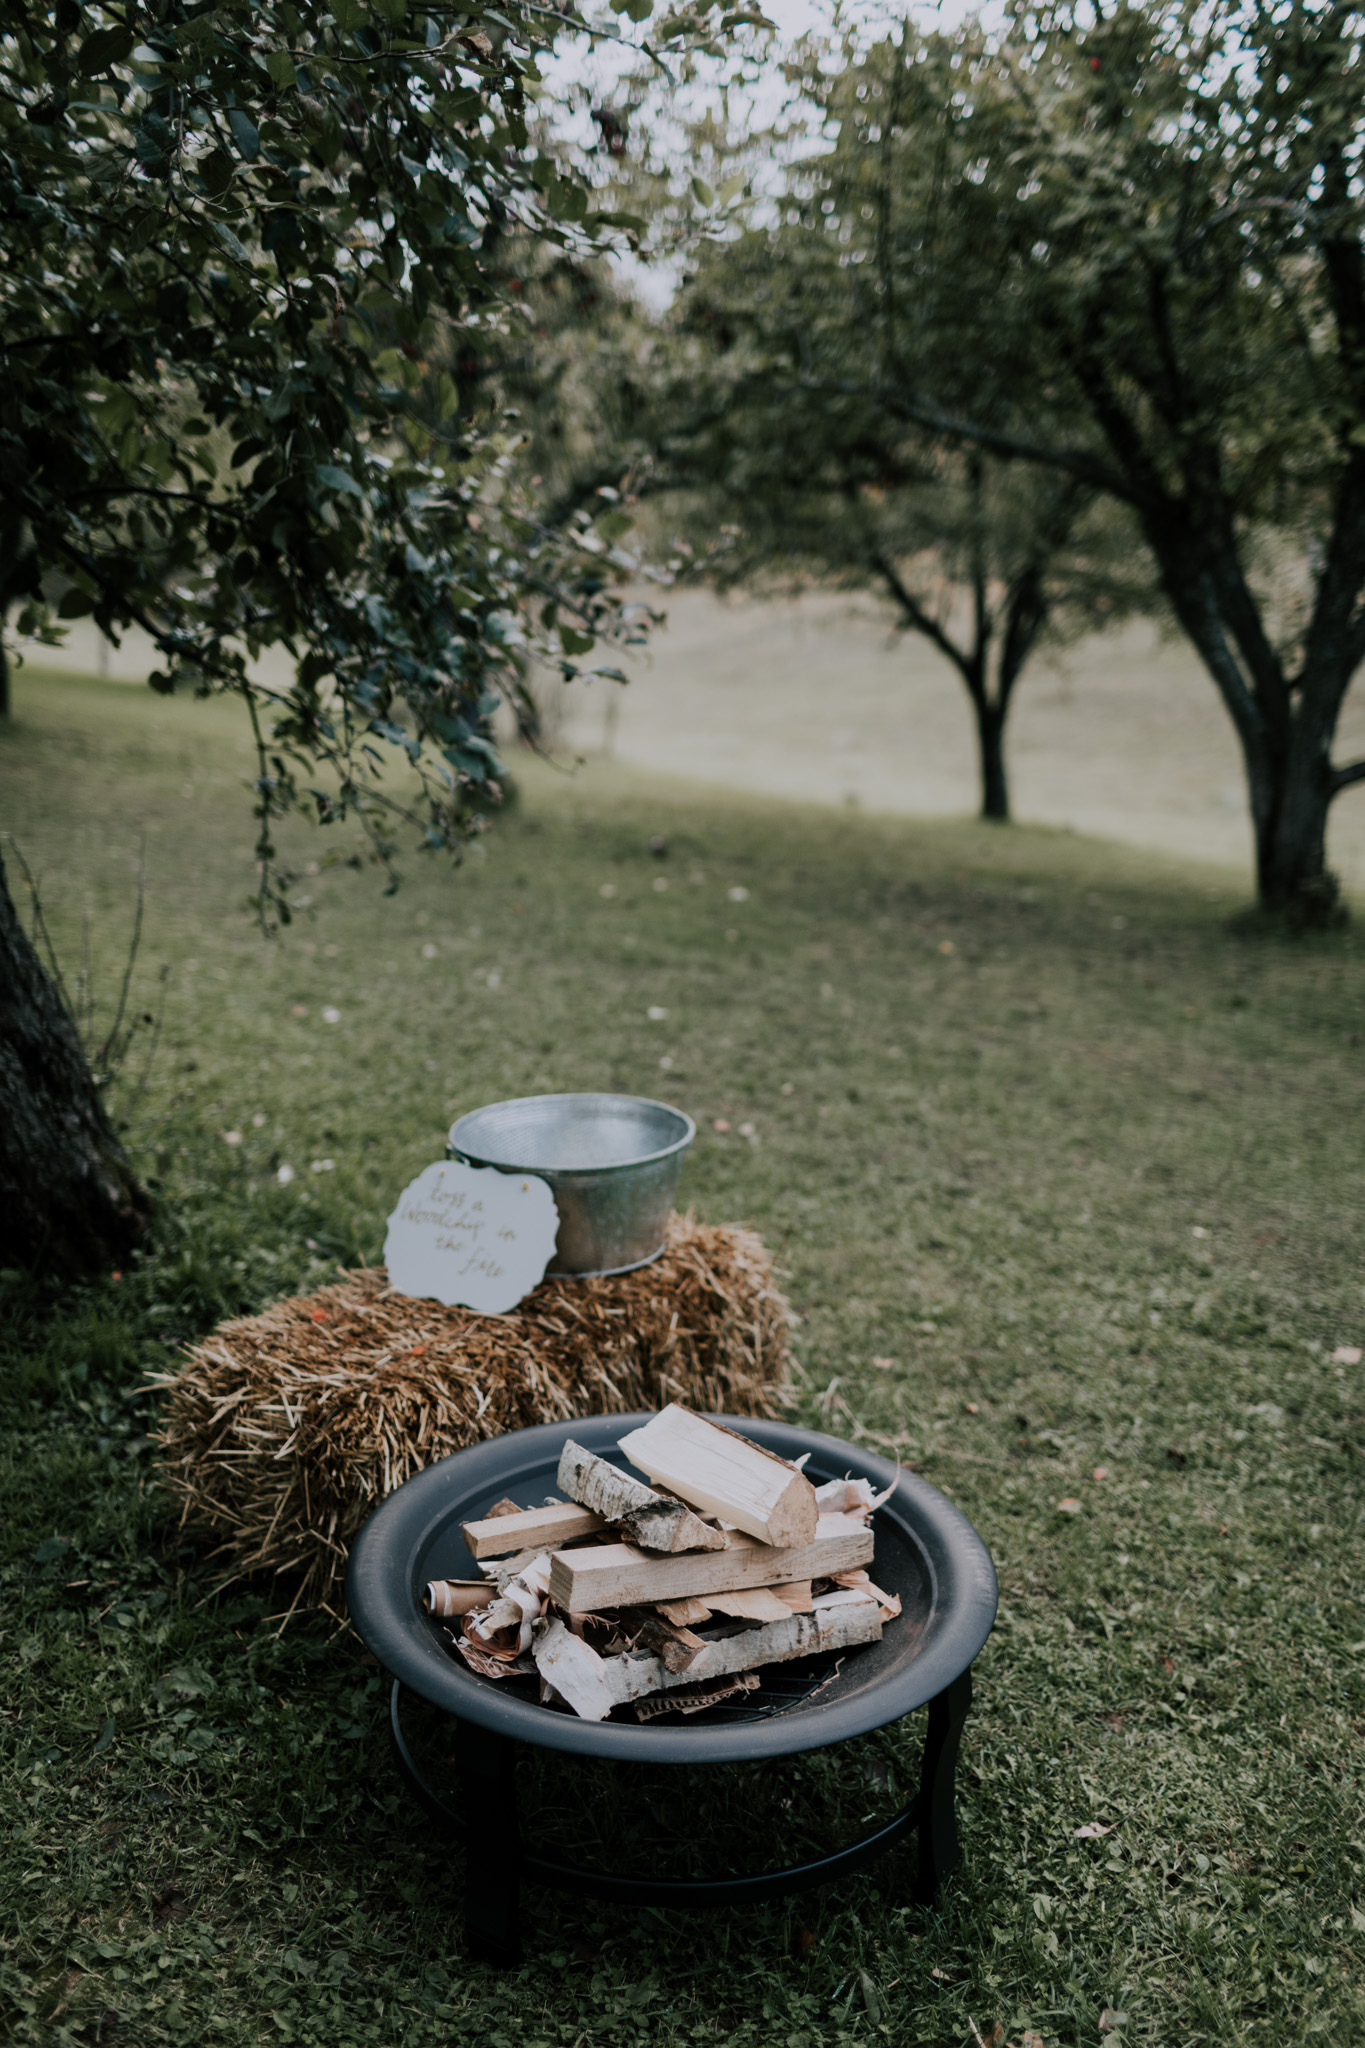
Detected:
[915,1669,972,1903]
[455,1718,523,1966]
[389,1670,975,1948]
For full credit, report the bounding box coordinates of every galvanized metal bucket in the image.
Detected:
[447,1093,695,1278]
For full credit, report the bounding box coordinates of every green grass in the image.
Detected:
[2,665,1364,2048]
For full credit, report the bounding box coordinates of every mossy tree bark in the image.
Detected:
[0,852,150,1278]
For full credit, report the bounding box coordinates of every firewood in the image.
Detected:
[635,1612,708,1674]
[557,1440,728,1554]
[774,1580,813,1613]
[423,1579,495,1619]
[655,1596,713,1627]
[531,1592,883,1720]
[547,1513,872,1614]
[702,1586,796,1623]
[461,1499,605,1559]
[618,1405,819,1548]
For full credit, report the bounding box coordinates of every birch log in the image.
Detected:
[547,1513,873,1613]
[557,1440,728,1554]
[532,1594,883,1721]
[618,1405,818,1547]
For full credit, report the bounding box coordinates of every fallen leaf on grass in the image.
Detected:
[1333,1345,1362,1364]
[1075,1819,1117,1839]
[1021,2034,1047,2048]
[1093,1465,1111,1480]
[858,1971,881,2024]
[1056,1498,1082,1514]
[1099,2011,1128,2033]
[872,1356,895,1370]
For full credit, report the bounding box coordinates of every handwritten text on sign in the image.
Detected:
[383,1161,559,1315]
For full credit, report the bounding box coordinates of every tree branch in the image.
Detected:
[1329,757,1365,795]
[870,547,975,692]
[789,378,1133,499]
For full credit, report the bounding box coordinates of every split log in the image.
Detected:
[702,1587,796,1624]
[557,1439,728,1554]
[462,1499,605,1559]
[618,1405,818,1548]
[547,1512,872,1614]
[635,1612,707,1674]
[655,1596,713,1627]
[532,1593,883,1721]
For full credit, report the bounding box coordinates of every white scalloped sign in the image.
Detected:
[383,1160,559,1315]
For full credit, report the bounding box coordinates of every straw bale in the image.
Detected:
[152,1213,793,1623]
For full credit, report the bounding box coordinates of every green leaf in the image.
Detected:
[316,463,365,498]
[77,27,134,74]
[371,0,408,22]
[200,149,235,199]
[265,51,296,90]
[331,0,366,26]
[153,1664,216,1703]
[690,175,715,207]
[559,626,595,654]
[214,220,252,265]
[93,1718,116,1755]
[227,109,261,162]
[58,585,95,619]
[33,1536,70,1565]
[594,509,634,542]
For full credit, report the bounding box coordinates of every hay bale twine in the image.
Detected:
[153,1213,793,1623]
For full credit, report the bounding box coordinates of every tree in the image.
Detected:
[645,233,1153,820]
[485,49,1156,819]
[0,0,716,1276]
[782,5,1365,923]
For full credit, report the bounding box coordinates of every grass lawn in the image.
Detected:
[2,666,1364,2048]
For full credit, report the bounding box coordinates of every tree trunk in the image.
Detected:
[974,698,1010,821]
[0,852,152,1277]
[1249,717,1343,926]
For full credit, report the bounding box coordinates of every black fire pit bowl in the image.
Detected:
[347,1414,997,1962]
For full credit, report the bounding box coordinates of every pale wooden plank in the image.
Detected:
[546,1513,872,1613]
[461,1499,605,1560]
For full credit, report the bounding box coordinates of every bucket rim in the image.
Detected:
[448,1091,696,1176]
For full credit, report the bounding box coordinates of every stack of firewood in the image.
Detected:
[424,1406,902,1722]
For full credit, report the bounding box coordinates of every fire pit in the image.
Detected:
[346,1415,997,1963]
